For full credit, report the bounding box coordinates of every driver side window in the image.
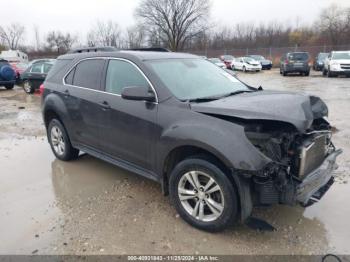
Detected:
[105,60,149,95]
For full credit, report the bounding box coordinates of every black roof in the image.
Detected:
[67,46,118,54]
[59,50,198,61]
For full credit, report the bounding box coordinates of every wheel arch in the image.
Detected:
[161,144,234,195]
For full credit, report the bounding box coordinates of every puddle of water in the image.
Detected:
[1,137,349,254]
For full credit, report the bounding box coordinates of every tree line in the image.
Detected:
[0,0,349,57]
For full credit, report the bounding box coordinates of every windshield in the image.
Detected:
[333,52,350,60]
[250,55,264,60]
[147,59,249,101]
[288,53,309,61]
[244,57,254,62]
[318,53,328,60]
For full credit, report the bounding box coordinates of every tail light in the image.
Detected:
[36,84,45,95]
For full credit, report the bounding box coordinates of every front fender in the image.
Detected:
[157,111,271,175]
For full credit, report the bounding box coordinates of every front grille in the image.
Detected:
[298,135,327,178]
[340,64,350,70]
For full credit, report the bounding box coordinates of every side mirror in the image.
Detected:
[121,86,156,102]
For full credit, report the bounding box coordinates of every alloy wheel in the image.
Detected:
[50,125,65,156]
[178,171,224,222]
[23,81,32,93]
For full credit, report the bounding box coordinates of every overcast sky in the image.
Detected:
[1,0,349,45]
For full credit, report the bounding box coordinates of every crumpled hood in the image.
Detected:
[191,90,328,133]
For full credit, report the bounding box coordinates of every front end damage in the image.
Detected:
[191,91,342,221]
[243,117,342,210]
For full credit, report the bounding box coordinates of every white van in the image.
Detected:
[0,50,29,63]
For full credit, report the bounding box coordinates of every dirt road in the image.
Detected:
[0,70,349,255]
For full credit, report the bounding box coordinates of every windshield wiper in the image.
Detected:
[221,90,256,98]
[187,96,222,103]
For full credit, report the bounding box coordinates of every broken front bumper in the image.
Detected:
[296,149,342,206]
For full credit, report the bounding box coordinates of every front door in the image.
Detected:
[98,59,158,171]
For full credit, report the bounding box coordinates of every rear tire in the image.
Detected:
[23,80,34,94]
[169,157,238,232]
[327,69,336,78]
[5,84,14,90]
[48,119,79,161]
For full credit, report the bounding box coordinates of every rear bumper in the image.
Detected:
[0,79,15,85]
[261,64,272,69]
[296,149,342,206]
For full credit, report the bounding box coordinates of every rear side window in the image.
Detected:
[31,63,42,73]
[105,60,149,95]
[43,63,53,73]
[73,59,105,90]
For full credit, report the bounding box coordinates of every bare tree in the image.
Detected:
[126,25,145,48]
[317,4,349,45]
[135,0,211,51]
[0,23,25,49]
[87,20,121,47]
[46,31,77,53]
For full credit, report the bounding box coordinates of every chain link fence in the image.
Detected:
[188,44,350,66]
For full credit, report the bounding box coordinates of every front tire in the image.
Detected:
[48,119,79,161]
[169,158,238,232]
[327,69,336,78]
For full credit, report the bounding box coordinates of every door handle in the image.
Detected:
[100,101,111,110]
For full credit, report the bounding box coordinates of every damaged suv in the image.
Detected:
[42,51,342,231]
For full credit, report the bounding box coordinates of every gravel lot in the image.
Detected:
[0,69,349,256]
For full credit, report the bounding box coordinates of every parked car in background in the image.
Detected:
[248,55,272,69]
[313,52,329,71]
[280,52,310,76]
[10,62,29,84]
[41,51,341,232]
[208,58,226,68]
[219,55,235,69]
[323,51,350,77]
[231,57,262,72]
[28,58,56,67]
[0,50,28,63]
[21,61,55,93]
[0,59,16,90]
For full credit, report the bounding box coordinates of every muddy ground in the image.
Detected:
[0,69,349,256]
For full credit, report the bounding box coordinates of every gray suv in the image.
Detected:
[41,50,341,232]
[280,52,311,76]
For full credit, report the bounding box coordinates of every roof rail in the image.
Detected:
[127,47,171,52]
[67,46,118,54]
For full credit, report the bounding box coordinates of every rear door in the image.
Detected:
[63,58,106,150]
[98,58,158,171]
